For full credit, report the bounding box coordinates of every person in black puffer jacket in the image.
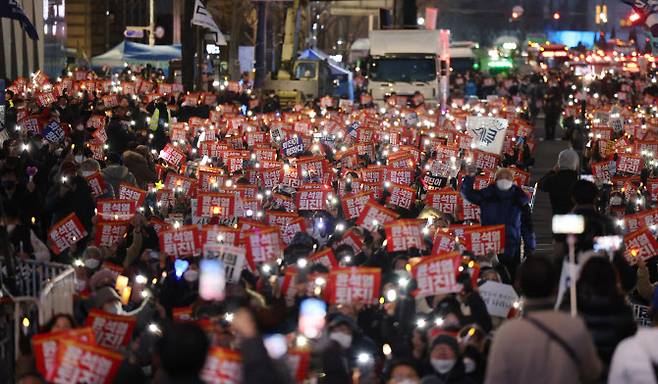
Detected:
[561,256,637,374]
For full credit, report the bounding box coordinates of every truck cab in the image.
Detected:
[366,29,450,107]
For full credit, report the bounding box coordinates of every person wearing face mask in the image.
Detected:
[322,314,379,383]
[422,335,474,384]
[460,167,536,281]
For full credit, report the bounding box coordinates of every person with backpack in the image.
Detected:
[485,257,602,384]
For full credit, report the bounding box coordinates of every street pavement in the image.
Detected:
[529,119,571,258]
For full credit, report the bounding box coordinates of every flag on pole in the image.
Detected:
[0,0,39,40]
[191,0,227,46]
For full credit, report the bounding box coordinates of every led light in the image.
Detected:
[357,353,371,365]
[385,289,397,302]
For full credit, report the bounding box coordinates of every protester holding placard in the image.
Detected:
[8,61,658,384]
[461,167,535,280]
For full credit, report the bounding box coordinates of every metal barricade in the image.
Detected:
[0,258,75,371]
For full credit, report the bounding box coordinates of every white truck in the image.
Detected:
[367,29,450,107]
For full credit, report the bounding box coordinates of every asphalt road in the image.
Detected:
[529,118,571,258]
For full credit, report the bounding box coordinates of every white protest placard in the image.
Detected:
[465,116,508,155]
[478,280,518,318]
[203,242,246,283]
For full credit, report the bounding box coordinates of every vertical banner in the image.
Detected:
[425,7,438,30]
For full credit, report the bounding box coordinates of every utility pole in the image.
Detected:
[255,1,267,88]
[149,0,155,45]
[182,0,196,90]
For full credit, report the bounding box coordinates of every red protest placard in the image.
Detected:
[297,156,327,180]
[624,227,658,264]
[201,347,242,384]
[85,309,136,350]
[342,191,375,220]
[425,189,460,214]
[462,225,505,256]
[200,225,240,247]
[470,149,500,170]
[649,179,658,203]
[197,192,238,218]
[511,167,531,186]
[117,183,147,207]
[296,185,329,211]
[411,252,462,297]
[432,231,458,255]
[356,200,400,232]
[308,248,338,269]
[591,160,614,183]
[623,208,658,233]
[85,172,106,197]
[617,154,643,175]
[282,217,306,245]
[47,339,122,384]
[33,327,95,379]
[160,225,201,258]
[384,167,414,185]
[156,188,175,209]
[266,210,299,229]
[244,227,283,269]
[360,166,384,183]
[259,166,283,190]
[159,143,187,168]
[286,349,311,383]
[96,199,136,222]
[384,219,426,252]
[326,267,381,305]
[165,173,197,195]
[48,213,88,254]
[386,183,416,210]
[94,221,130,247]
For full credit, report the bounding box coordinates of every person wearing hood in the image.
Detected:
[122,148,156,190]
[101,152,137,196]
[460,167,536,281]
[609,286,658,384]
[538,148,580,215]
[421,335,475,384]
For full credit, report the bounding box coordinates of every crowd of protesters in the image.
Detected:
[1,61,658,384]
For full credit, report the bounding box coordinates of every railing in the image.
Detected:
[0,258,75,373]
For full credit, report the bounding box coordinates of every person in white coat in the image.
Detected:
[608,287,658,384]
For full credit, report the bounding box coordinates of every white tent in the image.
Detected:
[91,41,181,69]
